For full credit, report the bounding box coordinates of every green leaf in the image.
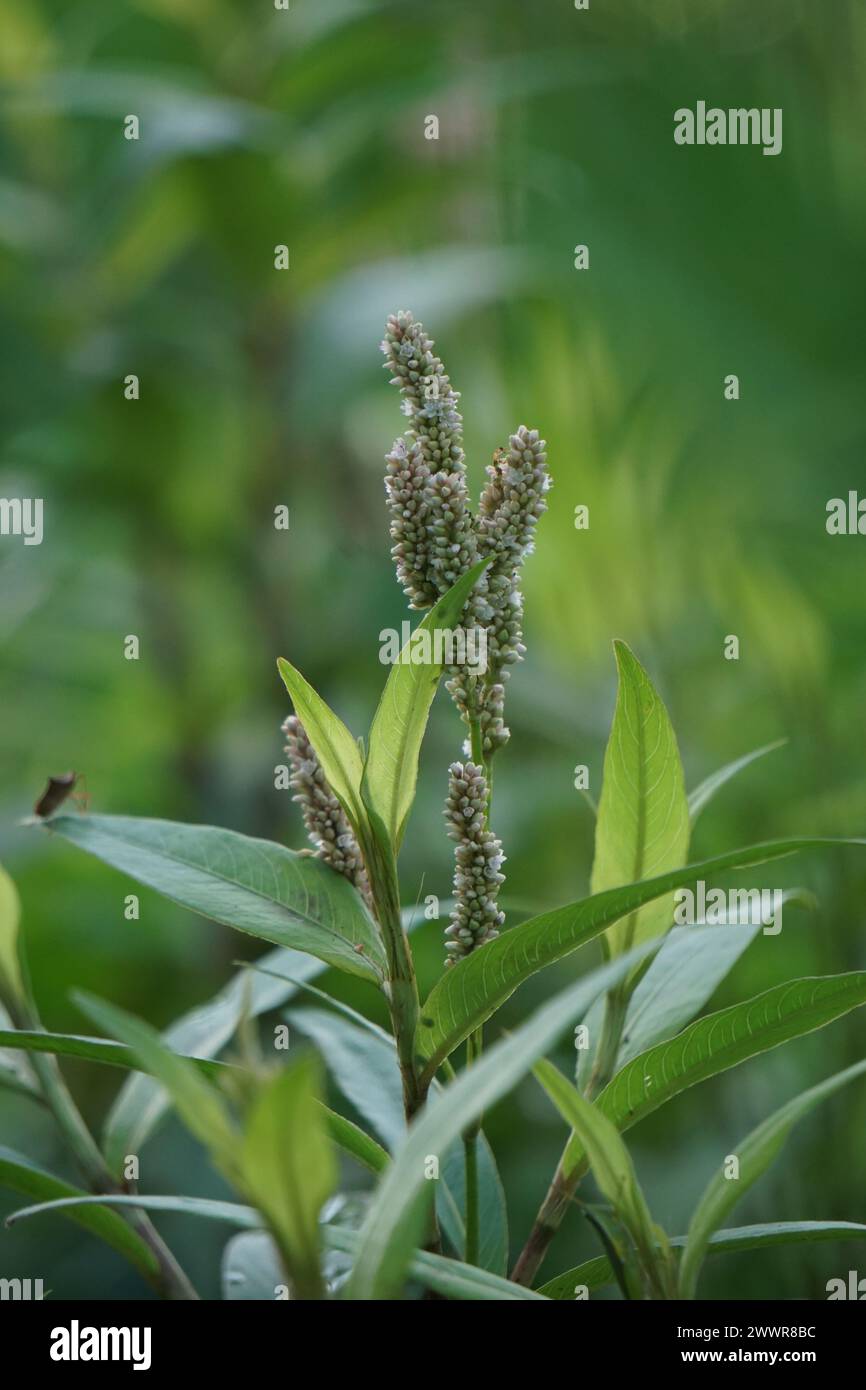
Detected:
[0,1026,227,1076]
[222,1231,284,1300]
[103,944,327,1174]
[288,1005,508,1272]
[577,920,762,1090]
[362,558,490,850]
[0,863,25,1006]
[565,972,866,1183]
[577,889,807,1091]
[0,1003,40,1103]
[239,1054,336,1300]
[0,1060,41,1103]
[0,1145,161,1283]
[438,1136,508,1278]
[590,641,689,960]
[288,1007,401,1150]
[679,1058,866,1297]
[6,1190,259,1231]
[538,1222,866,1299]
[533,1058,674,1297]
[5,1188,542,1302]
[276,658,367,833]
[40,815,385,982]
[688,740,786,824]
[0,1018,387,1177]
[348,943,655,1300]
[323,1225,545,1301]
[75,991,240,1178]
[322,1108,388,1175]
[415,837,865,1080]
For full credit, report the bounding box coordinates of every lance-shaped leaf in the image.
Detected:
[564,971,866,1182]
[0,1026,228,1076]
[239,1055,336,1301]
[0,1145,160,1284]
[688,740,786,824]
[362,558,490,850]
[533,1057,674,1296]
[590,641,689,960]
[415,838,865,1081]
[538,1222,866,1299]
[276,659,367,834]
[40,815,386,982]
[679,1058,866,1298]
[6,1191,259,1232]
[349,943,655,1300]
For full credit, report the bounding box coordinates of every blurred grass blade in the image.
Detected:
[0,863,25,1007]
[40,815,386,982]
[75,992,239,1177]
[362,558,490,851]
[0,1145,161,1283]
[0,1026,228,1076]
[239,1056,336,1300]
[688,740,786,824]
[679,1059,866,1298]
[103,945,327,1175]
[539,1221,866,1299]
[590,641,689,960]
[6,1191,259,1230]
[276,659,367,833]
[565,972,866,1183]
[416,838,866,1080]
[348,943,654,1300]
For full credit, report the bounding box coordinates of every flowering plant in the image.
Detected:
[2,314,865,1301]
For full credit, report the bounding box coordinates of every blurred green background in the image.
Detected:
[2,0,865,1299]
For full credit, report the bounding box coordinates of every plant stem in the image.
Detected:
[359,827,424,1119]
[511,984,630,1287]
[11,997,197,1300]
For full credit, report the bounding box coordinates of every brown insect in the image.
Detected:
[34,772,82,819]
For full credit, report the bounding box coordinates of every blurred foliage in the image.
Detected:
[1,0,865,1299]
